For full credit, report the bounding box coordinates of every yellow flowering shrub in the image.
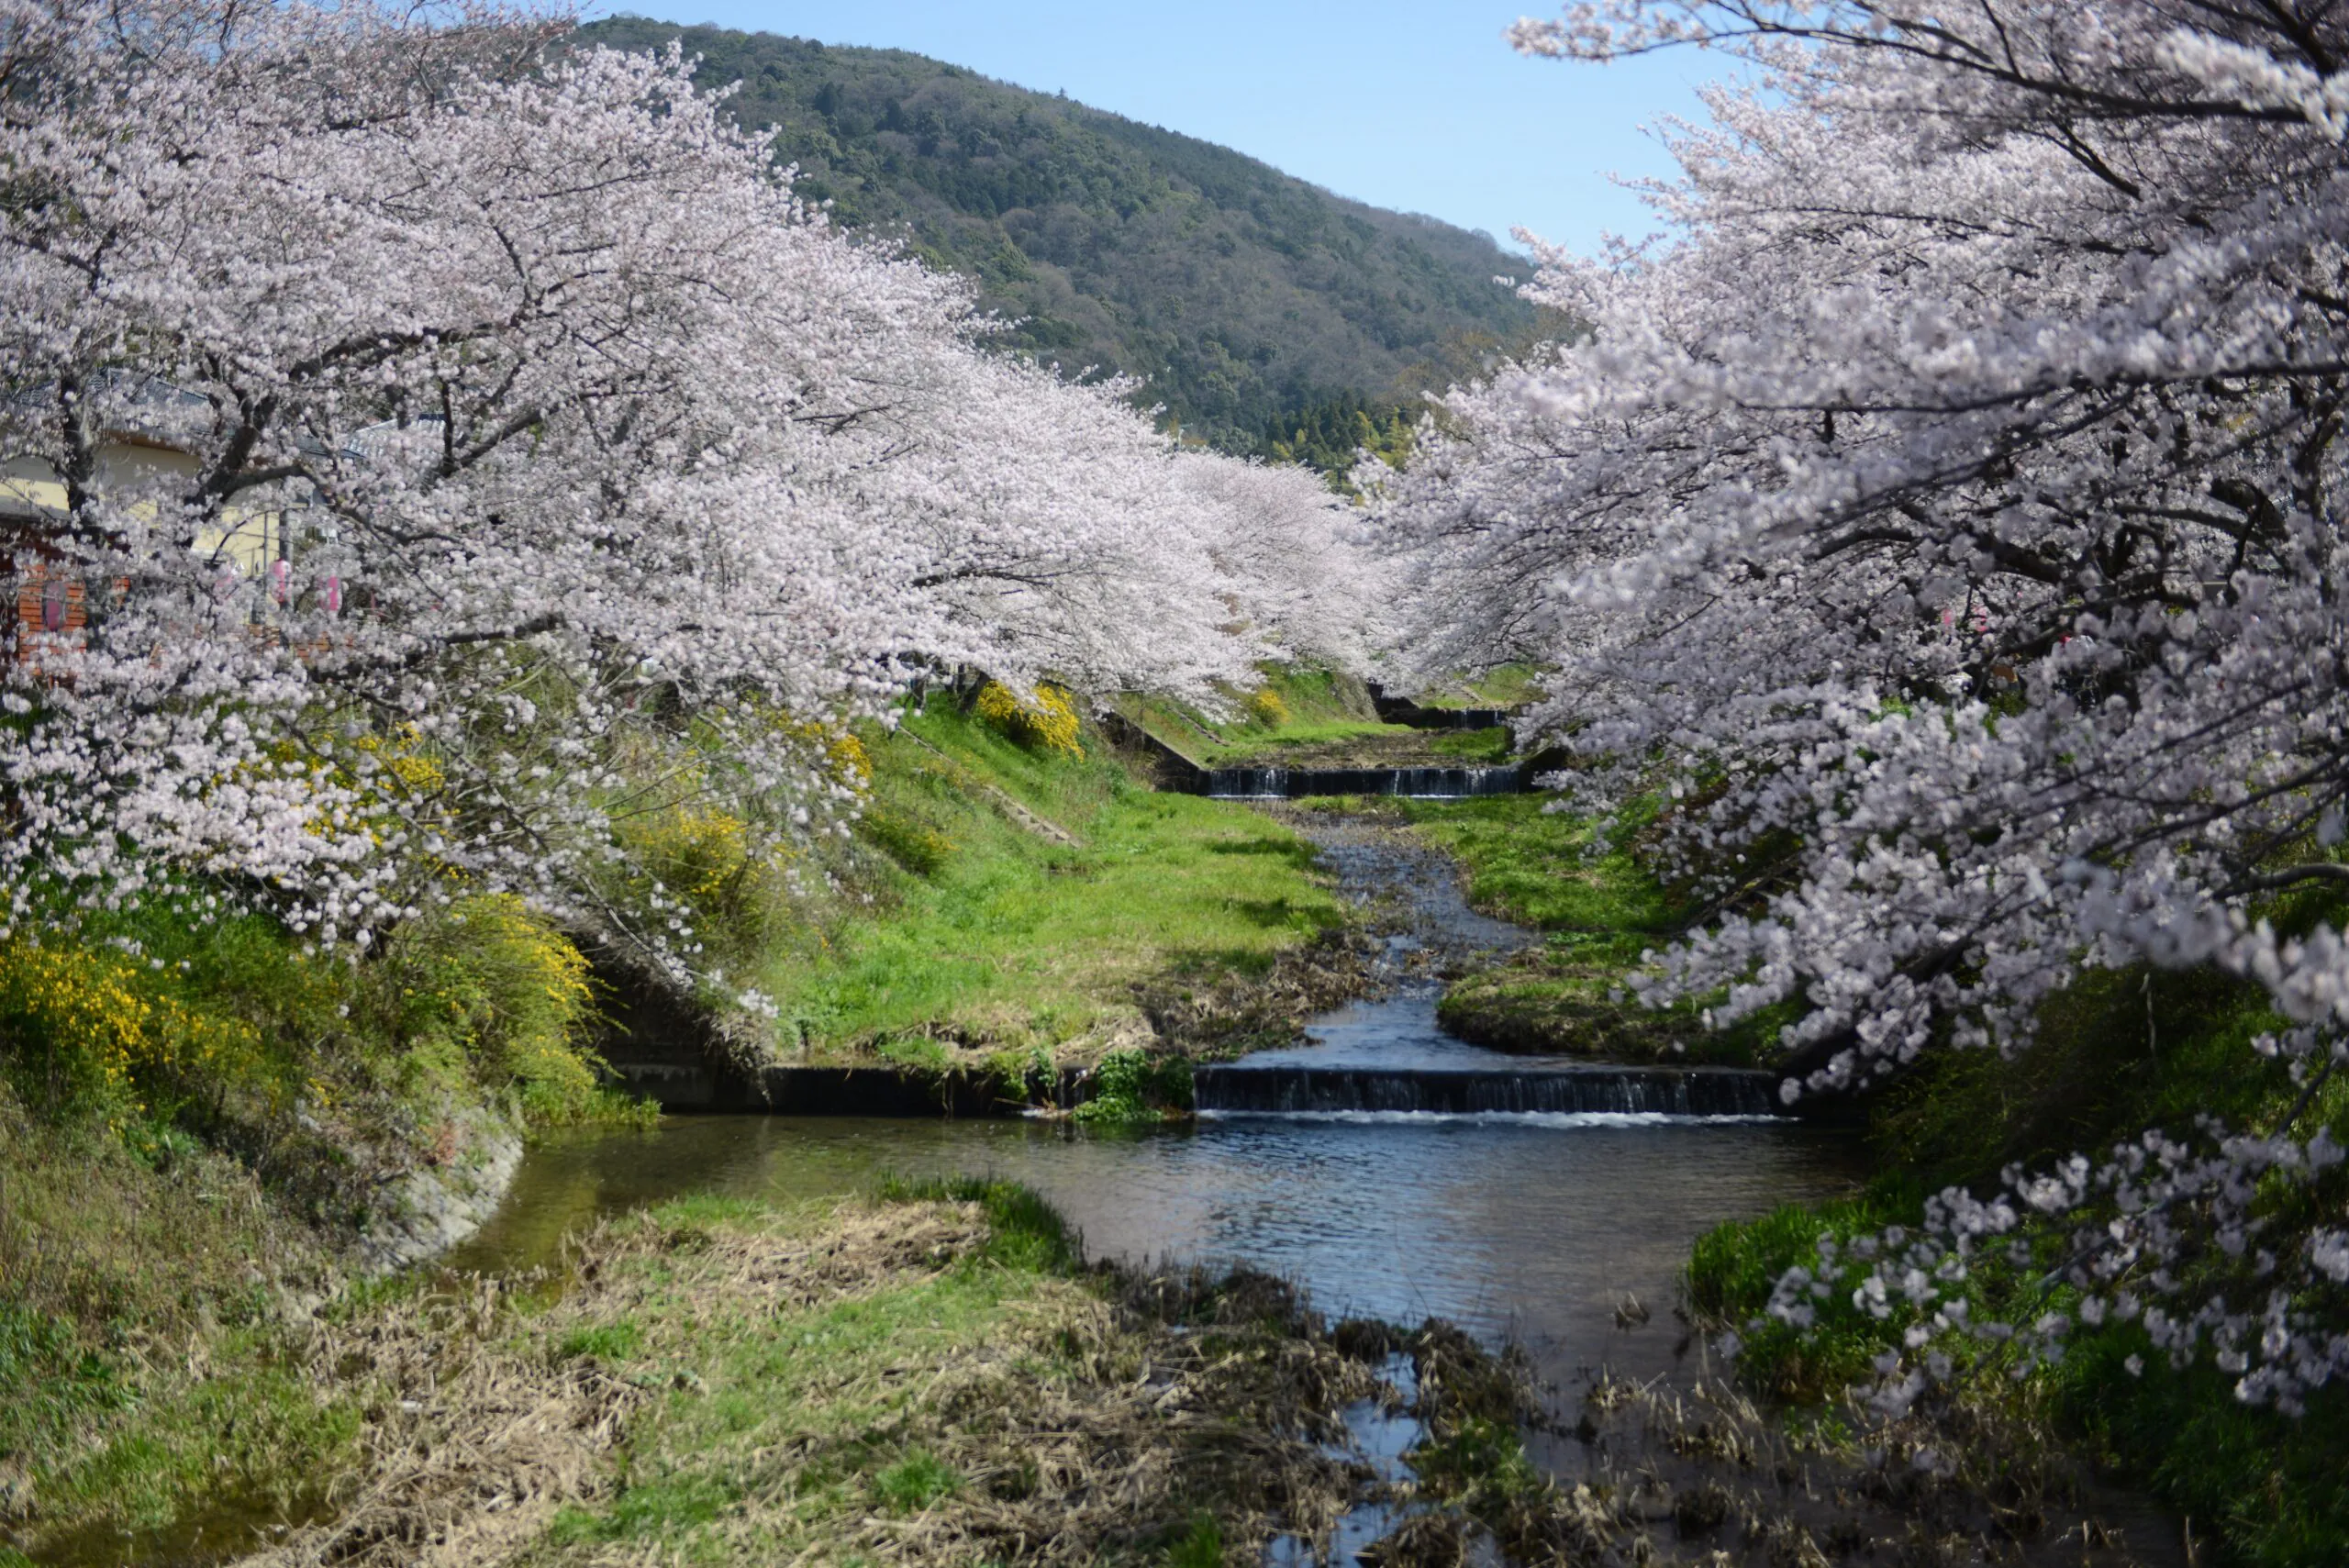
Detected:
[0,940,259,1118]
[820,728,869,786]
[1247,687,1292,728]
[629,806,754,907]
[382,895,615,1124]
[975,681,1085,757]
[350,724,446,797]
[770,712,871,789]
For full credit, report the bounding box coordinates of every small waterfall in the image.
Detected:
[1205,764,1526,799]
[1193,1063,1782,1118]
[1364,684,1520,734]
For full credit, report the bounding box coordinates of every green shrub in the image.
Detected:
[374,895,635,1128]
[1071,1049,1193,1124]
[1687,1189,1917,1404]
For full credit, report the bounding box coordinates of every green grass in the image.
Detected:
[1119,662,1400,766]
[1408,664,1547,710]
[1425,726,1513,762]
[544,1195,1068,1556]
[529,1181,1342,1562]
[0,1097,369,1553]
[1384,795,1786,1062]
[1164,1510,1225,1568]
[874,1173,1078,1272]
[2052,1339,2349,1568]
[1178,717,1408,764]
[764,703,1346,1061]
[1399,795,1671,935]
[1685,954,2349,1567]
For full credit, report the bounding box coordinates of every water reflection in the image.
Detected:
[451,1113,1857,1387]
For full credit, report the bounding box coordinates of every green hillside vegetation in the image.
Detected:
[575,17,1542,450]
[1114,665,1409,765]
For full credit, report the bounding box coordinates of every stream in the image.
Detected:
[446,813,2174,1564]
[455,817,1854,1442]
[458,818,1855,1389]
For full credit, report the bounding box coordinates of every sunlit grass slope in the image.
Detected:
[1366,794,1776,1063]
[1117,664,1401,765]
[757,701,1347,1066]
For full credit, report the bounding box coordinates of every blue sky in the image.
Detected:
[598,1,1726,260]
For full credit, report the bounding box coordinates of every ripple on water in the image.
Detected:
[451,1112,1859,1389]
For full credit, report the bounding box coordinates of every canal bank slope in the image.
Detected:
[0,680,1386,1559]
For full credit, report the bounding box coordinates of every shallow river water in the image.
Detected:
[444,816,2186,1565]
[458,815,1859,1402]
[451,1109,1856,1391]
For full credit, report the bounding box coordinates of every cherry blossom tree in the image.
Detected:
[0,0,1376,991]
[1376,0,2349,1409]
[1170,448,1395,674]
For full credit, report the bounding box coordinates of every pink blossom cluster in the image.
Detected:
[0,0,1383,991]
[1374,1,2349,1407]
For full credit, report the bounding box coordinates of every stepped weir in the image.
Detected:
[1201,764,1525,799]
[1192,1062,1781,1118]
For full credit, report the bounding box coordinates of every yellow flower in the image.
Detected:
[0,940,259,1110]
[976,681,1084,757]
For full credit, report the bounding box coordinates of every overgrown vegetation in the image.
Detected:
[1687,959,2349,1566]
[0,880,654,1554]
[3,1179,1387,1564]
[0,673,1382,1562]
[1067,1048,1194,1124]
[0,888,634,1149]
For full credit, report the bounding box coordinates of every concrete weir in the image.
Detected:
[1096,713,1537,799]
[1201,763,1525,799]
[607,1059,1788,1121]
[1192,1062,1782,1118]
[608,1061,1078,1116]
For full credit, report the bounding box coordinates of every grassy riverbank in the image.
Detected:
[1114,664,1396,765]
[0,672,1381,1561]
[1686,956,2349,1565]
[1381,780,2349,1562]
[754,699,1361,1071]
[1,1175,1382,1565]
[1289,794,1776,1064]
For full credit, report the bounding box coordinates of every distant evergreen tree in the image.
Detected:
[1258,390,1418,486]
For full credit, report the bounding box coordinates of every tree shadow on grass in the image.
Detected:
[1207,836,1322,871]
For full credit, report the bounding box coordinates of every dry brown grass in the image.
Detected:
[220,1195,1386,1567]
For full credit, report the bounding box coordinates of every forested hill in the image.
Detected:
[578,17,1541,449]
